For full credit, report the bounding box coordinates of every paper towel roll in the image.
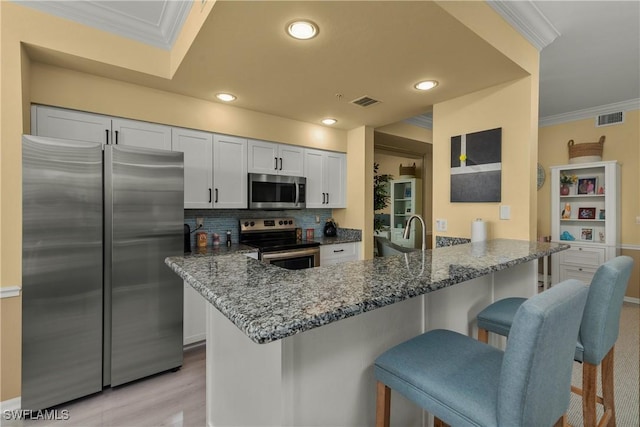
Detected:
[471,218,487,242]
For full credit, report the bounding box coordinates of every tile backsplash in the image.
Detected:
[184,209,333,247]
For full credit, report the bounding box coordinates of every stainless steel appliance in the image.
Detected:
[240,218,320,269]
[248,173,306,210]
[22,135,184,411]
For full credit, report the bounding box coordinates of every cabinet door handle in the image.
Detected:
[114,130,119,145]
[215,188,219,203]
[322,193,326,204]
[209,188,212,203]
[275,157,278,170]
[333,249,344,253]
[578,268,583,271]
[279,157,283,170]
[105,129,110,145]
[578,247,583,251]
[326,192,329,204]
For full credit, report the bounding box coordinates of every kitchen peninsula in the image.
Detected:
[166,239,569,426]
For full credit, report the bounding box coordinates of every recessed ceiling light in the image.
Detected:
[414,80,439,91]
[287,20,318,40]
[216,93,236,102]
[321,118,337,125]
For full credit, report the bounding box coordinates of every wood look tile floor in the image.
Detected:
[9,344,206,427]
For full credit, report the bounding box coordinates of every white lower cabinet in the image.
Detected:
[320,242,360,266]
[183,281,206,346]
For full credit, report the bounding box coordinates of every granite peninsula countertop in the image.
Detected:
[165,239,569,344]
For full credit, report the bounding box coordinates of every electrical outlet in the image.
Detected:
[315,215,320,223]
[196,217,204,228]
[435,219,447,232]
[636,216,640,224]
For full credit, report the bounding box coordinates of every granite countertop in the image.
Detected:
[165,239,569,344]
[184,243,258,257]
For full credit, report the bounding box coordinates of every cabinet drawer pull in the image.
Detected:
[333,249,345,253]
[578,247,582,251]
[578,268,583,271]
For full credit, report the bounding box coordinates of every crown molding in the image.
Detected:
[539,98,640,127]
[487,0,560,51]
[14,1,192,50]
[404,113,433,130]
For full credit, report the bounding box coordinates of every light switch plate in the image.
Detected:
[500,205,511,220]
[436,219,447,232]
[196,217,204,228]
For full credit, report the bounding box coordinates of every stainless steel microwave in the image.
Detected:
[248,173,306,210]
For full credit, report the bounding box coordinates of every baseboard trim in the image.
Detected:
[183,340,205,351]
[0,396,21,411]
[0,286,21,299]
[623,296,639,305]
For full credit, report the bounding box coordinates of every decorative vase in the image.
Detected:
[560,184,570,195]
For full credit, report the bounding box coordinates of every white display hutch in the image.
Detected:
[550,161,620,285]
[390,178,422,249]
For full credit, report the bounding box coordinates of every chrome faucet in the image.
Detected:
[403,214,426,251]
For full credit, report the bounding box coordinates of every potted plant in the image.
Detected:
[374,163,393,232]
[560,173,577,195]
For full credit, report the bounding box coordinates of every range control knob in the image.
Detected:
[250,221,255,227]
[279,220,284,225]
[288,220,293,225]
[244,221,249,227]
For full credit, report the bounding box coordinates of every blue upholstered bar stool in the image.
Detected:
[476,256,633,427]
[375,279,589,427]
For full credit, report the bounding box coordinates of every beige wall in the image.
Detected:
[333,127,374,260]
[433,77,539,241]
[538,110,640,298]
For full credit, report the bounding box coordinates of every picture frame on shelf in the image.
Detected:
[577,177,597,195]
[580,228,593,241]
[578,207,596,219]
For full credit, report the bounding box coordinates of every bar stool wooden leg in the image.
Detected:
[601,346,616,427]
[478,328,489,343]
[582,361,598,427]
[553,414,570,427]
[376,381,391,427]
[434,417,450,427]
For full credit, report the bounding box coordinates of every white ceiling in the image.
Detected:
[16,0,640,127]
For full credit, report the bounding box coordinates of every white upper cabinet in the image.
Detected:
[111,118,171,150]
[32,105,171,150]
[31,105,111,144]
[248,140,304,176]
[213,134,247,209]
[171,128,213,209]
[304,149,346,208]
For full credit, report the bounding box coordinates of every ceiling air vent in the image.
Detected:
[596,111,624,127]
[351,96,381,108]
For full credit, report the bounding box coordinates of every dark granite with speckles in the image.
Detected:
[166,239,569,344]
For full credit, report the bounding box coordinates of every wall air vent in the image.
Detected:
[596,111,624,127]
[351,96,381,107]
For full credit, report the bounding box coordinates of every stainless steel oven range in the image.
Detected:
[240,218,320,270]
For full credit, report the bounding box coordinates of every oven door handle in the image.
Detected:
[260,247,320,266]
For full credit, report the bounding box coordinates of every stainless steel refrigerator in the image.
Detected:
[22,135,184,411]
